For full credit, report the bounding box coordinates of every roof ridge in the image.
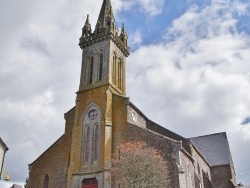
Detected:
[189,132,226,139]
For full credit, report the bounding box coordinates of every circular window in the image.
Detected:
[88,110,98,120]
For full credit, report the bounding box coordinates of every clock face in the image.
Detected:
[131,111,136,122]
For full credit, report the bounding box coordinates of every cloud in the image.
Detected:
[114,0,165,16]
[0,0,97,183]
[0,90,64,181]
[127,0,250,184]
[129,29,143,48]
[229,126,250,183]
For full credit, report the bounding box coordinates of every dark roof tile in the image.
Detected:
[190,132,231,166]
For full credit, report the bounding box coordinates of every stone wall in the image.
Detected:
[28,108,75,188]
[191,146,212,188]
[202,171,214,188]
[121,123,181,188]
[179,150,196,188]
[211,165,235,188]
[146,120,192,154]
[127,105,146,128]
[66,86,109,188]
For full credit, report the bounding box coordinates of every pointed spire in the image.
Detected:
[83,14,91,33]
[82,14,92,31]
[84,14,90,27]
[95,0,116,31]
[121,23,126,34]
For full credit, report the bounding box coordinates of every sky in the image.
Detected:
[0,0,250,187]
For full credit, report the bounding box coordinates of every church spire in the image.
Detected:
[79,0,129,56]
[95,0,116,33]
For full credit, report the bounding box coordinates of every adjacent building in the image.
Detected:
[10,184,23,188]
[0,137,8,180]
[27,0,239,187]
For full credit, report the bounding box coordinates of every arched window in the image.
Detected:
[113,55,116,85]
[43,174,49,188]
[118,59,122,89]
[99,53,103,81]
[89,56,94,84]
[93,124,99,161]
[84,126,90,162]
[83,105,101,165]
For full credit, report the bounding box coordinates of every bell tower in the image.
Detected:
[78,0,129,96]
[67,0,129,187]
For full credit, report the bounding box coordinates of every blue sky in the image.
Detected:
[118,0,250,49]
[0,0,250,187]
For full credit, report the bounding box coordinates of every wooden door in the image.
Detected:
[82,178,98,188]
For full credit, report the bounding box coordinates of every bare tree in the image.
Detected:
[112,141,169,188]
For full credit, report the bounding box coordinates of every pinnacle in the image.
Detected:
[85,14,90,26]
[121,22,126,33]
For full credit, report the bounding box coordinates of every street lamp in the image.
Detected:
[0,170,10,181]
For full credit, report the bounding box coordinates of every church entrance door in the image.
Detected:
[82,178,98,188]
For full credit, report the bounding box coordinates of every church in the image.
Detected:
[27,0,239,187]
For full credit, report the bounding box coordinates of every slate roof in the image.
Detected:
[189,132,231,166]
[10,184,23,188]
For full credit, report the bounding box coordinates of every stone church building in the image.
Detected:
[27,0,239,187]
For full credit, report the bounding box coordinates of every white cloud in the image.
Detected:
[130,29,143,48]
[114,0,165,16]
[0,0,96,183]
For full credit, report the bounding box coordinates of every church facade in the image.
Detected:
[28,0,238,187]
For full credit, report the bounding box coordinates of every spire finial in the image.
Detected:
[85,14,90,25]
[121,22,126,34]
